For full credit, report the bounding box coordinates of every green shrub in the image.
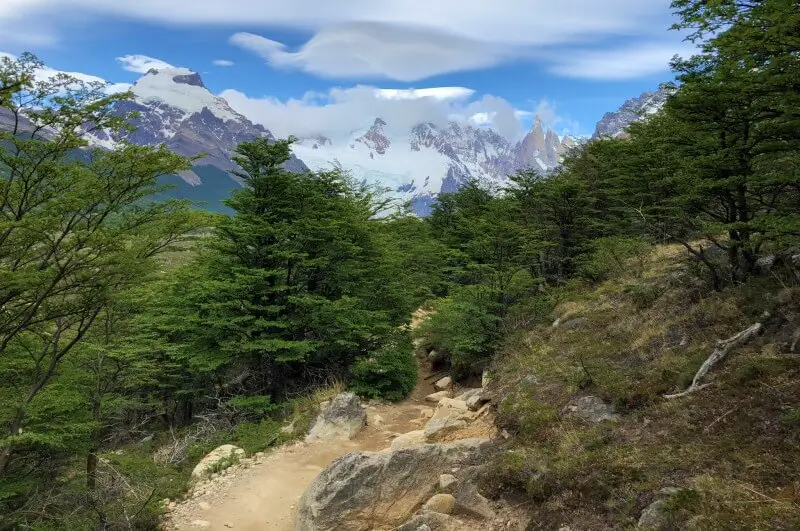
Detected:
[232,418,286,454]
[227,395,280,421]
[580,236,652,281]
[349,333,418,401]
[416,287,501,378]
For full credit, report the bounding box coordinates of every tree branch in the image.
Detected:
[664,321,763,399]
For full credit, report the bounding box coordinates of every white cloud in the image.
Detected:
[220,84,530,141]
[1,0,679,80]
[116,54,175,74]
[547,41,699,80]
[529,98,581,135]
[230,25,511,81]
[469,112,496,126]
[213,59,234,67]
[375,87,475,101]
[0,0,58,48]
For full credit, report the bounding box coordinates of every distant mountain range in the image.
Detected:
[2,67,674,215]
[294,115,577,215]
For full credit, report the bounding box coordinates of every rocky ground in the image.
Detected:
[165,342,520,530]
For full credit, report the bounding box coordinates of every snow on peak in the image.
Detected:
[131,68,239,122]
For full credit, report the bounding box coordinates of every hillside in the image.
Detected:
[482,244,800,529]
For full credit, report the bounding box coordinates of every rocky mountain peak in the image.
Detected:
[514,116,570,172]
[593,84,677,138]
[171,71,206,88]
[356,117,391,155]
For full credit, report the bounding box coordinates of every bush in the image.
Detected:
[416,287,501,378]
[227,395,280,421]
[349,333,418,401]
[579,236,652,281]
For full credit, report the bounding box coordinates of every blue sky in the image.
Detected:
[0,0,696,139]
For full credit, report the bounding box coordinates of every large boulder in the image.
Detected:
[305,392,367,443]
[190,444,244,480]
[434,376,453,391]
[294,438,492,530]
[424,409,475,442]
[391,430,427,451]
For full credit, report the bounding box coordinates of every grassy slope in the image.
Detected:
[486,244,800,530]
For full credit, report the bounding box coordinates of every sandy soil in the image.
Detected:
[167,375,437,531]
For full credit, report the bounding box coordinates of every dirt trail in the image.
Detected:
[168,372,437,531]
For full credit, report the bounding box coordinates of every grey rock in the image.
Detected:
[756,254,776,272]
[454,388,483,402]
[423,493,456,514]
[466,393,490,412]
[453,482,496,520]
[450,386,488,411]
[295,439,492,530]
[439,474,458,492]
[434,376,453,391]
[559,317,588,331]
[564,396,620,423]
[305,392,366,443]
[637,488,680,529]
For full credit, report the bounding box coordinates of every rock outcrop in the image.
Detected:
[305,392,367,443]
[191,444,245,481]
[294,438,492,530]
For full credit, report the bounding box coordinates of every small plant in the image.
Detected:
[205,452,240,476]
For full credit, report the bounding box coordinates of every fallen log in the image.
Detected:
[664,322,763,399]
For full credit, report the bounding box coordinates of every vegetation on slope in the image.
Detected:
[0,0,797,529]
[0,54,435,528]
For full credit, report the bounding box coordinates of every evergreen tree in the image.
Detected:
[0,53,198,520]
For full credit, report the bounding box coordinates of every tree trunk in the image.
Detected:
[0,408,24,476]
[87,398,101,489]
[86,451,98,490]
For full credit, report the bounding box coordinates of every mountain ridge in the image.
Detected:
[3,65,670,214]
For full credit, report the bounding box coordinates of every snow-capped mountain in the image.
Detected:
[593,84,677,138]
[87,67,307,185]
[293,116,577,215]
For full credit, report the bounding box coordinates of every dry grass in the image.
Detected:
[487,244,800,530]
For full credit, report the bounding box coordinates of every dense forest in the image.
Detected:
[1,0,798,529]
